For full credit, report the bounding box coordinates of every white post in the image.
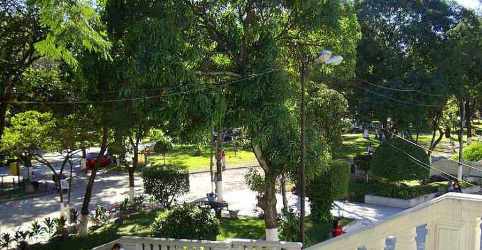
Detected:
[464,217,481,250]
[129,186,135,200]
[216,181,224,202]
[78,214,89,236]
[266,228,279,241]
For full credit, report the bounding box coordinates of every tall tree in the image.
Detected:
[0,0,109,141]
[184,0,359,241]
[352,0,460,137]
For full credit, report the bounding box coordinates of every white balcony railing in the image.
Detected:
[306,192,482,250]
[92,236,302,250]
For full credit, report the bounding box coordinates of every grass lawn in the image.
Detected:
[334,133,379,160]
[31,211,265,250]
[148,145,257,172]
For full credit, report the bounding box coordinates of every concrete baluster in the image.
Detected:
[395,228,417,250]
[464,217,481,250]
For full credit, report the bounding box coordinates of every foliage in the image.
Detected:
[354,154,372,173]
[154,139,173,156]
[462,142,482,162]
[244,168,265,194]
[54,216,67,237]
[69,208,79,225]
[351,0,463,131]
[307,160,350,223]
[30,220,44,240]
[370,137,430,181]
[348,179,464,201]
[142,165,189,208]
[306,85,349,155]
[151,204,219,240]
[0,232,12,249]
[92,205,110,227]
[30,210,264,250]
[0,111,56,161]
[43,217,56,237]
[279,209,300,242]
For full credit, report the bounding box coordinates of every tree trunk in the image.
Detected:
[466,100,473,142]
[0,82,13,142]
[280,174,288,212]
[215,129,223,201]
[79,127,108,236]
[67,159,73,204]
[264,174,278,241]
[458,99,465,181]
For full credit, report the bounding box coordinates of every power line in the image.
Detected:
[352,84,443,108]
[382,139,475,187]
[5,69,279,105]
[359,80,446,98]
[390,133,482,174]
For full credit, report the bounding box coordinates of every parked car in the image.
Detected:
[85,152,113,170]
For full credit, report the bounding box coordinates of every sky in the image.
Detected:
[455,0,482,10]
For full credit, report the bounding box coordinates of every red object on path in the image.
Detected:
[86,152,112,170]
[331,225,345,237]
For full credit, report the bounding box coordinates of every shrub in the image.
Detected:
[354,154,371,173]
[154,139,173,164]
[279,209,300,242]
[142,165,189,208]
[151,204,219,240]
[92,205,110,227]
[462,142,482,162]
[370,137,429,182]
[307,160,350,223]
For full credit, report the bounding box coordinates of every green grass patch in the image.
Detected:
[149,145,257,172]
[31,211,265,250]
[217,217,265,240]
[335,133,379,159]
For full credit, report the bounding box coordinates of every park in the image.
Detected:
[1,1,482,250]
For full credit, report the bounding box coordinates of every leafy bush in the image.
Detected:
[92,205,110,226]
[307,160,350,223]
[354,154,371,173]
[462,142,482,162]
[244,168,264,194]
[151,204,219,240]
[154,139,173,155]
[370,137,429,181]
[142,165,189,208]
[279,209,300,242]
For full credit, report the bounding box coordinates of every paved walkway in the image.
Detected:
[0,161,403,243]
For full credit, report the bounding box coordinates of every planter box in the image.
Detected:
[365,186,480,208]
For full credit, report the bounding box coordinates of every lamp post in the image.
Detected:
[299,49,342,243]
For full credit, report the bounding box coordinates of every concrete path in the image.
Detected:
[0,162,404,245]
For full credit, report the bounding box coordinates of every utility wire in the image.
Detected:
[5,69,279,105]
[360,80,446,98]
[390,133,482,174]
[381,138,475,187]
[352,84,443,108]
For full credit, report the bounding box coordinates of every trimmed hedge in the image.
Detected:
[142,165,189,208]
[307,160,350,223]
[370,137,429,181]
[348,179,461,201]
[151,204,219,240]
